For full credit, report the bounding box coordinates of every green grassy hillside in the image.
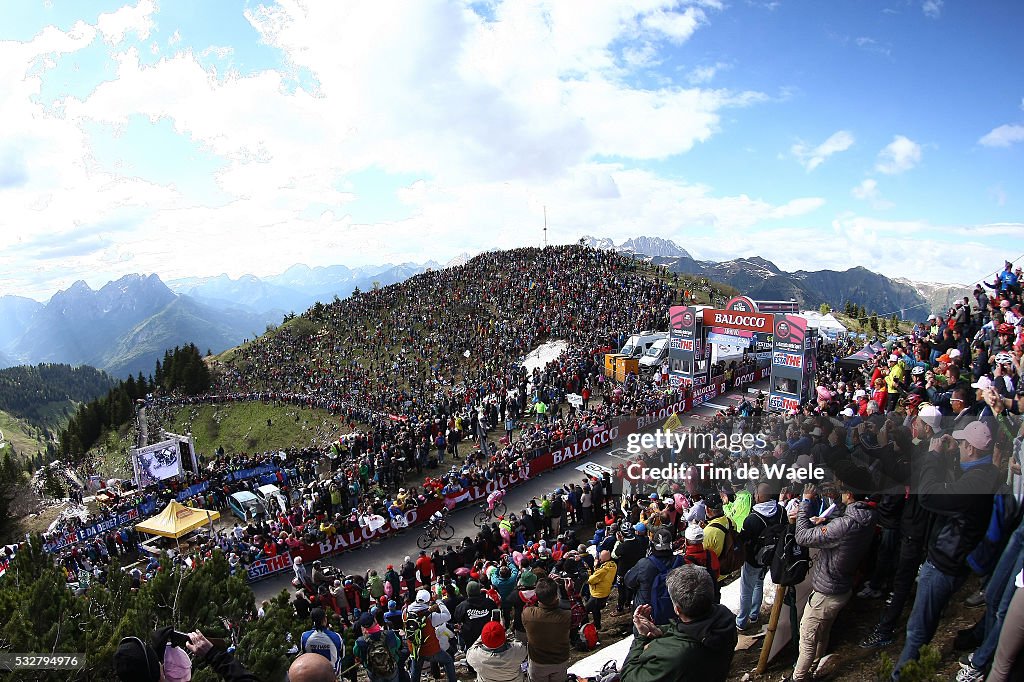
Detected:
[159,402,345,457]
[0,408,50,460]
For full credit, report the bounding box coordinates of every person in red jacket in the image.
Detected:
[415,550,434,587]
[682,524,721,602]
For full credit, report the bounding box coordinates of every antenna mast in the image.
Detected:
[543,206,548,247]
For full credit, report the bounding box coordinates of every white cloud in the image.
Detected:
[168,30,181,46]
[641,6,706,44]
[851,178,893,209]
[96,0,156,45]
[791,130,855,171]
[922,0,943,19]
[875,135,921,174]
[687,61,729,84]
[979,124,1024,148]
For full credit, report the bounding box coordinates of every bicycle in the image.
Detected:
[473,501,507,527]
[416,520,455,549]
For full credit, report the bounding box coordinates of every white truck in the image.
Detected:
[619,331,666,360]
[638,337,669,370]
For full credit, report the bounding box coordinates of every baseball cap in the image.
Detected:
[918,405,943,431]
[480,621,507,649]
[634,522,647,534]
[415,589,431,604]
[684,524,704,543]
[650,528,672,551]
[927,314,937,321]
[888,355,899,363]
[971,376,994,390]
[952,421,993,450]
[466,581,482,597]
[853,389,867,399]
[841,407,855,417]
[937,354,951,363]
[948,349,962,359]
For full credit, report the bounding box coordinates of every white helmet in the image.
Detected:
[293,557,303,566]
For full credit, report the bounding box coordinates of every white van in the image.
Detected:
[619,332,666,359]
[639,337,669,370]
[255,484,288,515]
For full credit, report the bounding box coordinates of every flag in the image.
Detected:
[663,412,683,433]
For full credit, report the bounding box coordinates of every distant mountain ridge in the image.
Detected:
[2,243,957,379]
[0,258,447,378]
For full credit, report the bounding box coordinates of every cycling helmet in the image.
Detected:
[995,353,1013,365]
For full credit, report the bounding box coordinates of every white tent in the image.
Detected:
[800,311,848,336]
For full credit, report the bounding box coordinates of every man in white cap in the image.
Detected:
[404,589,457,682]
[891,420,1001,679]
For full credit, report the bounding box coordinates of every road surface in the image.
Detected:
[249,380,767,603]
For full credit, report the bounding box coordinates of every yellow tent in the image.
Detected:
[135,499,220,539]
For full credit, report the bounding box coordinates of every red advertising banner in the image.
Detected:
[701,309,773,333]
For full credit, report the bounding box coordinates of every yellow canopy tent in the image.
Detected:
[135,499,220,539]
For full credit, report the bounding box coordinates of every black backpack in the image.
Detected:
[769,522,810,587]
[752,512,785,569]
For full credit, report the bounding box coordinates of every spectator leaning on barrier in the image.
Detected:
[787,462,878,682]
[620,563,737,682]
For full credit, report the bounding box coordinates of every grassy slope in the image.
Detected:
[161,402,344,456]
[0,408,48,460]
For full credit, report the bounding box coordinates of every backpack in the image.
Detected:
[751,512,785,569]
[648,555,685,625]
[403,609,431,659]
[364,633,397,678]
[769,522,810,587]
[708,517,745,576]
[578,622,599,651]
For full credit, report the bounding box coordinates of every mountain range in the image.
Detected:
[1,239,970,379]
[581,235,969,315]
[0,258,458,378]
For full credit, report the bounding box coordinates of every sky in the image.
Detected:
[1,0,1022,302]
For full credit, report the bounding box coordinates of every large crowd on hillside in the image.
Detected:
[27,249,1024,682]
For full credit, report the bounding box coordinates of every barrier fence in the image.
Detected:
[41,365,771,581]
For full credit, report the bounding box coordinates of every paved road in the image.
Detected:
[250,380,767,602]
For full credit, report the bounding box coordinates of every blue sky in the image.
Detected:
[0,0,1021,301]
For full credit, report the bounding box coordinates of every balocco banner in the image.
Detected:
[701,309,774,333]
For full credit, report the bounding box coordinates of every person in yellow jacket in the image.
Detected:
[586,550,617,631]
